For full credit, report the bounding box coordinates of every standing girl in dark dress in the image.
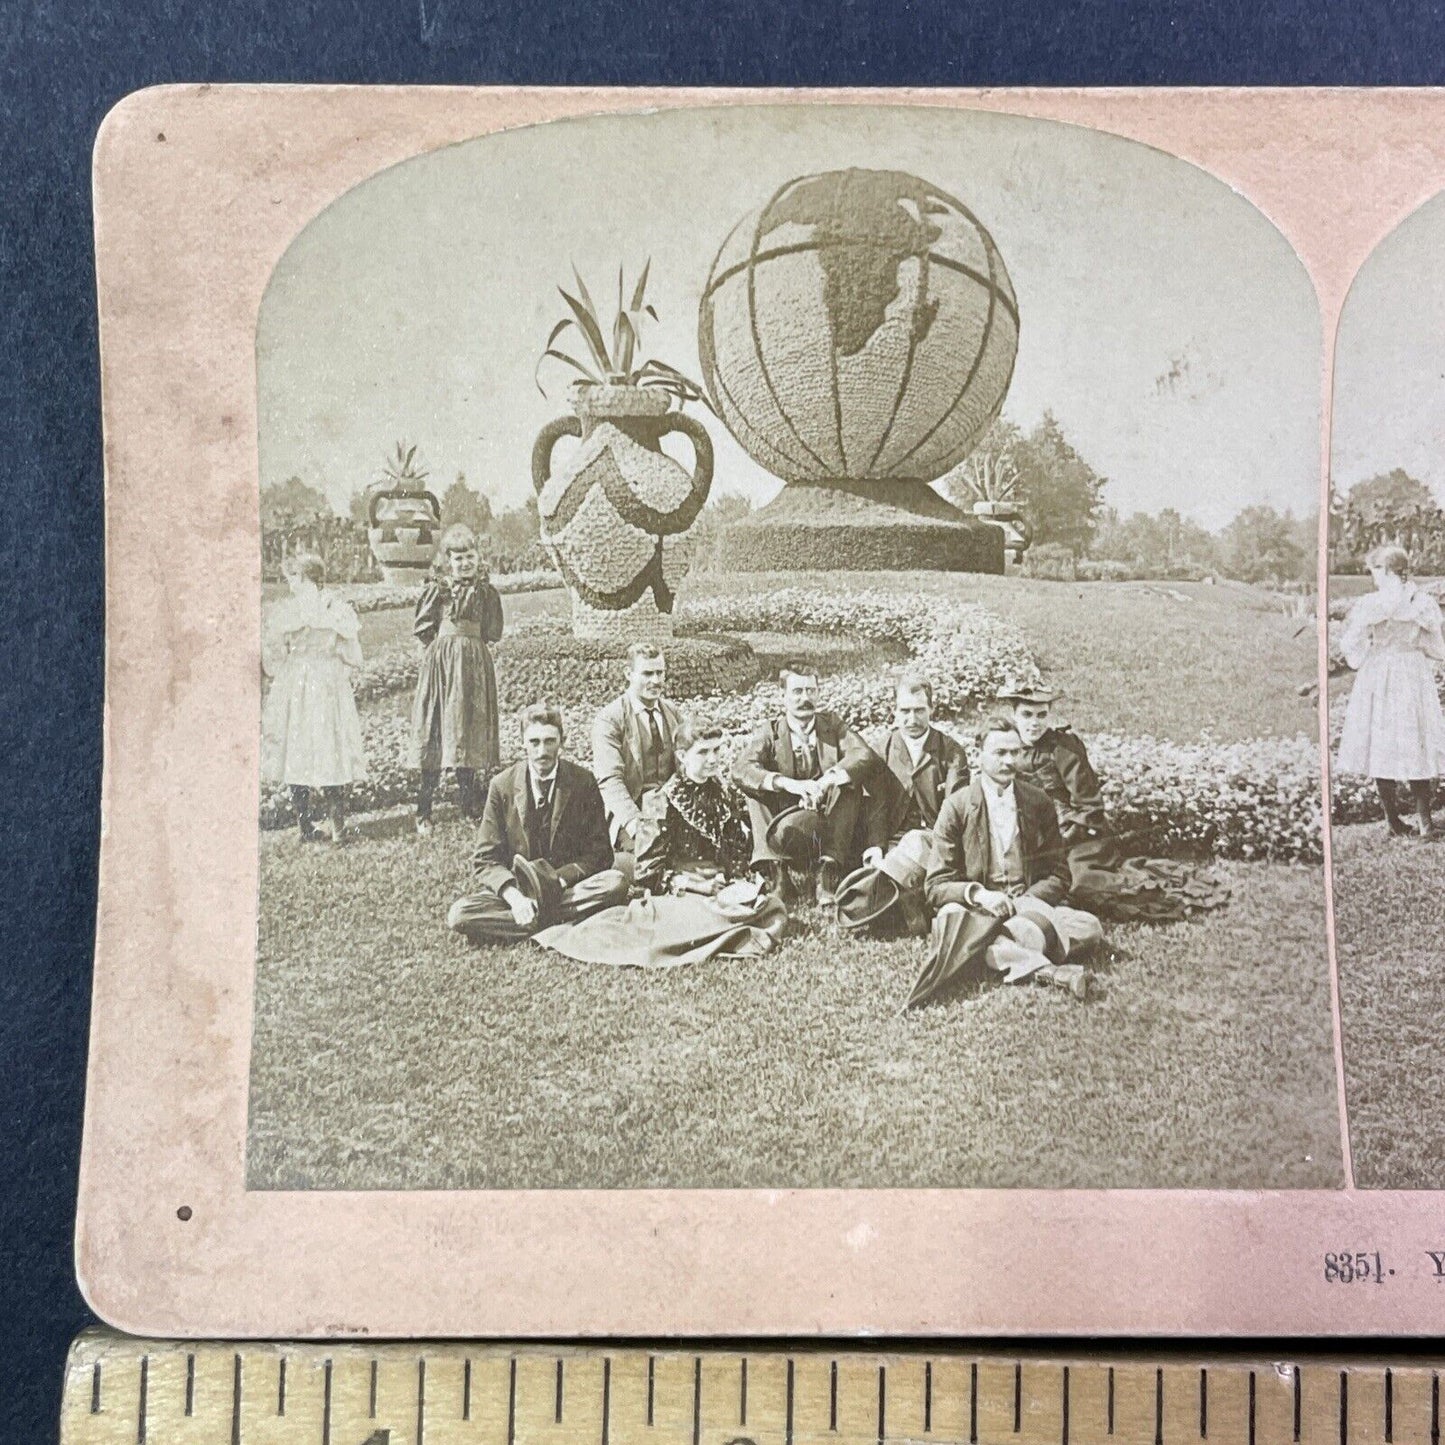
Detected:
[410,524,504,832]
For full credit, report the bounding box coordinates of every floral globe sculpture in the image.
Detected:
[698,168,1019,572]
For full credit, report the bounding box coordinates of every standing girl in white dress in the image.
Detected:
[1337,544,1445,838]
[261,552,369,842]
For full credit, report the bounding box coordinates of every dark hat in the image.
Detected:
[996,678,1060,706]
[763,804,822,864]
[511,856,565,928]
[834,866,901,931]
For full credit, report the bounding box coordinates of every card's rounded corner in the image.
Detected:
[92,83,199,172]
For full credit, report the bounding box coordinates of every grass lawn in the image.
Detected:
[690,571,1315,743]
[249,816,1340,1190]
[1333,822,1445,1188]
[251,568,1340,1191]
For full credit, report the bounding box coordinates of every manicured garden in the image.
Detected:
[249,568,1343,1191]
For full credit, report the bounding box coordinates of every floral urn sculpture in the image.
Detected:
[532,382,713,640]
[698,168,1019,573]
[365,442,442,584]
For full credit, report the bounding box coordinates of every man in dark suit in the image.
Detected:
[591,642,683,861]
[862,671,970,864]
[732,668,880,905]
[914,716,1100,1003]
[447,703,628,943]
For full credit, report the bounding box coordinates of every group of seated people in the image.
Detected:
[441,641,1165,1004]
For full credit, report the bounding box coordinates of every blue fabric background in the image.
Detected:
[3,3,1443,1437]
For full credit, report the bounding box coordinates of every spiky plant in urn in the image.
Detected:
[698,169,1020,573]
[366,442,442,584]
[532,262,716,641]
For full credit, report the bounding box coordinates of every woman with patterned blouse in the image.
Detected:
[532,718,787,968]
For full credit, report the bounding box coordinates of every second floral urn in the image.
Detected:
[532,382,714,641]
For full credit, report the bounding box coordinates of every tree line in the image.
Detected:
[934,411,1316,588]
[259,470,548,582]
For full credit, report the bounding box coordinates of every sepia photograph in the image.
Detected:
[1328,190,1445,1188]
[246,102,1340,1192]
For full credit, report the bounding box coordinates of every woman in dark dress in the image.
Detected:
[533,719,787,968]
[409,524,505,831]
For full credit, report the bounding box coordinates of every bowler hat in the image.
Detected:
[764,804,822,864]
[834,866,901,931]
[511,855,565,928]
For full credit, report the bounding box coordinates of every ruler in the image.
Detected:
[60,1332,1445,1445]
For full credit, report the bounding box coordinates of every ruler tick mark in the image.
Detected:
[1339,1372,1348,1445]
[557,1358,565,1423]
[1294,1367,1302,1443]
[137,1355,148,1445]
[878,1365,887,1445]
[602,1358,612,1445]
[90,1361,101,1414]
[831,1361,838,1432]
[740,1357,748,1426]
[1155,1367,1164,1445]
[418,1357,428,1445]
[464,1358,472,1421]
[1432,1374,1440,1445]
[693,1356,702,1445]
[185,1353,195,1418]
[647,1356,655,1427]
[1385,1369,1393,1444]
[787,1358,795,1445]
[371,1358,379,1419]
[508,1358,517,1445]
[925,1361,933,1433]
[1062,1366,1070,1445]
[1015,1363,1023,1433]
[1248,1372,1257,1445]
[231,1353,242,1445]
[323,1360,333,1445]
[1200,1368,1208,1439]
[1107,1368,1115,1436]
[279,1355,288,1416]
[971,1363,979,1444]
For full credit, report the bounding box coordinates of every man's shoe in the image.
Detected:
[816,857,841,907]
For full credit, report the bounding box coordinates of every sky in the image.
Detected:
[1332,189,1445,502]
[257,104,1322,532]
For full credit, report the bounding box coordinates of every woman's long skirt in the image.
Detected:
[409,634,500,773]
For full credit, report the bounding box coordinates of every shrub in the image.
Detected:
[495,631,762,709]
[1021,541,1077,581]
[335,570,561,614]
[713,485,1005,575]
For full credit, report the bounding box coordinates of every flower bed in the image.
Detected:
[263,584,1324,862]
[676,587,1040,722]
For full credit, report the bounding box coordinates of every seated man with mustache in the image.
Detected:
[906,715,1102,1007]
[732,668,880,907]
